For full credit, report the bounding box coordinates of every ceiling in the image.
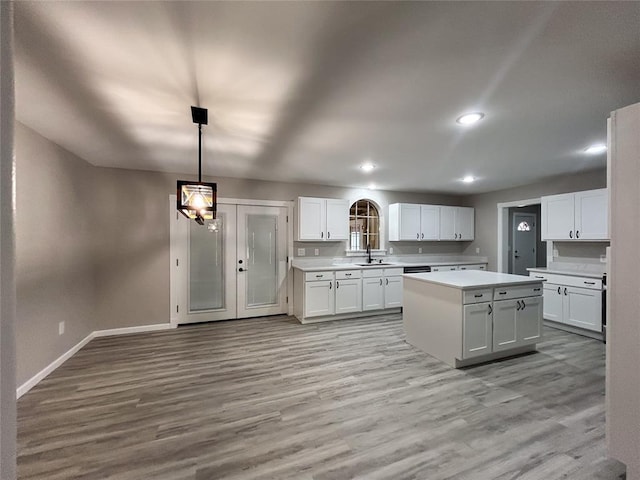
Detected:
[13,1,640,194]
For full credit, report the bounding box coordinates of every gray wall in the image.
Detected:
[463,169,607,270]
[15,124,98,386]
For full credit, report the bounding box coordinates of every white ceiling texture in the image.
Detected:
[13,1,640,194]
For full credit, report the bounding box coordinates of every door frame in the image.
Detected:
[169,196,294,327]
[497,197,546,273]
[511,211,537,275]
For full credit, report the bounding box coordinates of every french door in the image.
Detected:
[171,199,288,324]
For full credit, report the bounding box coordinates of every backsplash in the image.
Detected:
[553,242,608,266]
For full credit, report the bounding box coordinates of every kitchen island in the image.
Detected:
[403,270,544,368]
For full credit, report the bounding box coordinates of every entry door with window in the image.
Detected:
[512,212,537,276]
[171,199,288,324]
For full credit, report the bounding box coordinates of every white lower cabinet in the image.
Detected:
[384,272,403,308]
[334,277,361,314]
[492,295,543,352]
[531,271,603,332]
[304,279,335,318]
[462,302,492,358]
[362,276,384,311]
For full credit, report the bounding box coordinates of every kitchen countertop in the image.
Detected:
[404,270,543,290]
[292,259,487,272]
[527,267,604,279]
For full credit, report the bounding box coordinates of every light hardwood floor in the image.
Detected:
[17,314,626,479]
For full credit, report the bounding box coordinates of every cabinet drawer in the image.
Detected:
[336,270,361,280]
[530,272,602,290]
[305,271,335,282]
[383,268,404,277]
[493,284,543,300]
[362,268,384,278]
[463,289,493,304]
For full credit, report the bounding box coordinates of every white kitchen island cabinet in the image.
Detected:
[403,271,543,368]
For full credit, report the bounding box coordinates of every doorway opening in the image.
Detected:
[169,197,292,325]
[497,198,547,274]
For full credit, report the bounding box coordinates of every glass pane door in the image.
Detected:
[189,218,224,311]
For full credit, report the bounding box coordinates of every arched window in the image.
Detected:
[349,200,380,250]
[517,221,531,232]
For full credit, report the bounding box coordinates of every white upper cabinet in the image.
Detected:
[297,197,349,241]
[389,203,471,241]
[439,206,475,241]
[541,188,608,241]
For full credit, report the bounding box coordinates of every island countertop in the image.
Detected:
[403,270,544,290]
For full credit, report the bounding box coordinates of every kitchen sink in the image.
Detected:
[355,263,396,267]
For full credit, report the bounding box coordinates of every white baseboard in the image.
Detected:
[92,323,175,338]
[17,322,175,399]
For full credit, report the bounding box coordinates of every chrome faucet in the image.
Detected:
[366,243,373,263]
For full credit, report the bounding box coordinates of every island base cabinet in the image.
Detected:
[462,303,493,358]
[492,299,519,352]
[518,296,543,342]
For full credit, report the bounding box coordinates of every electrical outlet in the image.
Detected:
[553,249,559,257]
[418,247,422,254]
[476,247,480,254]
[314,248,319,256]
[600,254,607,263]
[297,248,305,256]
[389,247,393,255]
[58,321,65,335]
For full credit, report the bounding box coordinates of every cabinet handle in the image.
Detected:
[499,291,507,295]
[421,233,424,239]
[557,286,561,294]
[345,273,352,277]
[417,233,420,239]
[533,288,541,292]
[327,231,331,239]
[316,274,323,278]
[336,281,339,289]
[584,281,596,285]
[321,231,324,239]
[564,287,568,296]
[521,300,526,310]
[474,294,483,298]
[488,305,492,315]
[380,279,383,286]
[455,233,458,240]
[569,230,573,239]
[386,278,389,285]
[576,230,579,239]
[516,300,522,311]
[534,276,544,279]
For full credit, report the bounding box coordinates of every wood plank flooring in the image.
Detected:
[17,314,626,479]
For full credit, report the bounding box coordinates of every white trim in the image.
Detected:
[17,323,175,399]
[17,332,93,399]
[496,197,540,273]
[92,323,175,338]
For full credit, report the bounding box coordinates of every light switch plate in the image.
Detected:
[389,247,393,254]
[314,249,319,256]
[600,254,607,263]
[297,248,305,256]
[476,247,480,254]
[58,321,65,335]
[418,247,422,254]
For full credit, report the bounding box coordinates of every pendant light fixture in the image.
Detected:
[177,106,217,226]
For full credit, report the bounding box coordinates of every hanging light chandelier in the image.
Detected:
[177,106,217,226]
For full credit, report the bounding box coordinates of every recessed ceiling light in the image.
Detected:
[584,144,607,155]
[456,112,485,125]
[462,175,475,183]
[360,162,375,172]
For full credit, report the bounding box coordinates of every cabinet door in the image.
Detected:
[304,280,334,317]
[456,207,475,241]
[335,278,361,314]
[517,296,542,343]
[362,277,384,311]
[492,299,518,351]
[325,199,349,241]
[563,286,602,332]
[420,205,440,240]
[399,204,422,241]
[384,276,403,308]
[574,189,608,240]
[298,197,325,241]
[543,284,563,322]
[439,206,456,240]
[541,193,574,240]
[463,303,493,359]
